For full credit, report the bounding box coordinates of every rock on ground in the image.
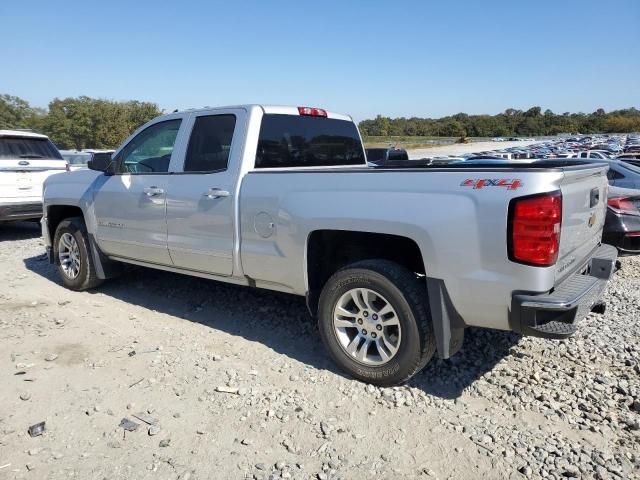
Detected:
[0,222,638,479]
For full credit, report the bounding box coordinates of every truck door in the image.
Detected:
[165,109,245,276]
[93,117,184,265]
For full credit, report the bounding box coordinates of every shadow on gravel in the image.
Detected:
[24,254,343,378]
[409,328,520,399]
[24,254,520,398]
[0,221,41,241]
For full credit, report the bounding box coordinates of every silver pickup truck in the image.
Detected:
[42,105,617,386]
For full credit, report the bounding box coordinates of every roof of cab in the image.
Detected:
[169,105,353,122]
[0,129,49,139]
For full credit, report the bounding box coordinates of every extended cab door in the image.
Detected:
[93,117,186,265]
[165,109,246,276]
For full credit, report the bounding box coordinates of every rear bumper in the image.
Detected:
[509,243,618,339]
[0,202,42,222]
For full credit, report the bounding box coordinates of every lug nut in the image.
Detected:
[363,311,368,317]
[357,319,363,325]
[376,325,382,331]
[372,314,378,320]
[371,332,377,339]
[361,329,367,335]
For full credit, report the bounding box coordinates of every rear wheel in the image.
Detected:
[318,259,435,386]
[53,217,102,291]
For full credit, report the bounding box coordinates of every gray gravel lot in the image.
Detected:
[0,222,638,480]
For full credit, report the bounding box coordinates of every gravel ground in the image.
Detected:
[407,140,541,159]
[0,222,638,480]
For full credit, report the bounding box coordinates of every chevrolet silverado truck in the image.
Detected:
[41,105,617,386]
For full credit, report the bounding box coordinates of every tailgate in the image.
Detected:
[0,160,66,201]
[555,164,609,281]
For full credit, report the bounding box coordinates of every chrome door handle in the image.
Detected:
[143,186,165,197]
[204,188,230,199]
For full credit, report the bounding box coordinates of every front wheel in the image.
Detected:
[53,217,103,291]
[318,260,436,386]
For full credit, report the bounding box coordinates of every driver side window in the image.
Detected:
[116,119,182,174]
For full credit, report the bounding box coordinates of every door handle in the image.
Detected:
[203,188,231,199]
[143,186,165,197]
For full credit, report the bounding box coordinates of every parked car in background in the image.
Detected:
[365,147,409,165]
[577,151,610,160]
[60,149,114,171]
[0,130,65,222]
[60,150,91,171]
[603,186,640,254]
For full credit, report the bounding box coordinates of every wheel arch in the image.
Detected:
[305,229,465,359]
[47,204,121,280]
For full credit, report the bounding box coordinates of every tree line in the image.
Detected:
[358,106,640,138]
[0,94,162,150]
[3,94,640,147]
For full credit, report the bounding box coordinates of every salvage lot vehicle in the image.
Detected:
[42,105,617,386]
[0,130,65,222]
[603,186,640,254]
[365,147,409,165]
[581,159,640,190]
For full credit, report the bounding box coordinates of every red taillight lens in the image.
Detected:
[298,106,328,117]
[608,197,639,216]
[509,192,562,266]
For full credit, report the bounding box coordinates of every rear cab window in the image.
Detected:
[184,115,236,172]
[388,150,409,161]
[0,136,62,161]
[255,114,365,168]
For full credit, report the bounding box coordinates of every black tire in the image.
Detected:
[53,217,103,291]
[318,259,436,386]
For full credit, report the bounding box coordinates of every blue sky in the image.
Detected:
[1,0,638,121]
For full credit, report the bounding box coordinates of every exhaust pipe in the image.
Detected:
[591,302,606,315]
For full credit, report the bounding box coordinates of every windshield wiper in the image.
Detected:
[19,154,44,159]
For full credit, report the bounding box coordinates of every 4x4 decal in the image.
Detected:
[461,179,523,190]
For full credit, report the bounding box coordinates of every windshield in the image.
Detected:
[62,153,92,165]
[0,136,63,160]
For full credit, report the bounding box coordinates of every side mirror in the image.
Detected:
[88,155,114,174]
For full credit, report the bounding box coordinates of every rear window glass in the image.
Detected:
[366,149,386,162]
[255,114,365,168]
[388,150,409,161]
[0,137,63,160]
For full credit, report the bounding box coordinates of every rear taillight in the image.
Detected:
[509,191,562,267]
[608,197,639,216]
[298,106,328,117]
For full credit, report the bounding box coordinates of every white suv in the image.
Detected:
[0,130,66,222]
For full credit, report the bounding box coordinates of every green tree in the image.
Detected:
[0,94,45,130]
[40,96,162,149]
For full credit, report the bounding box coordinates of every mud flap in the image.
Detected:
[426,277,465,359]
[88,233,123,280]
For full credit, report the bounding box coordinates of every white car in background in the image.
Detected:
[0,130,66,222]
[577,150,611,160]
